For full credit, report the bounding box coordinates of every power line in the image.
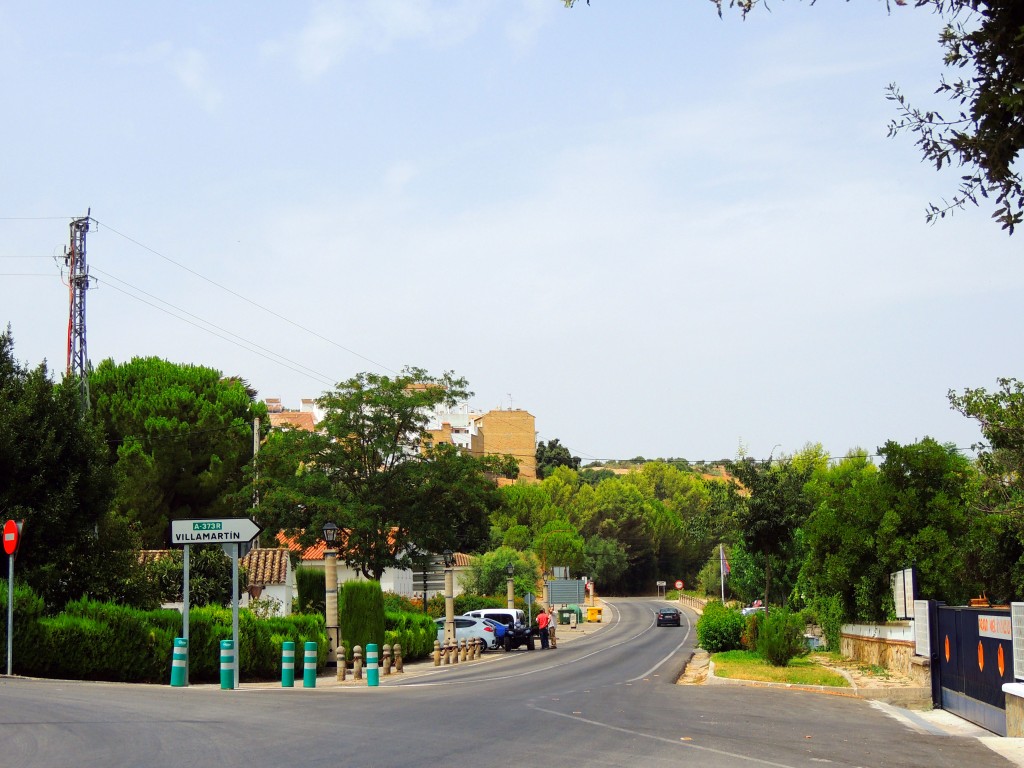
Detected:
[97,279,337,389]
[92,266,338,388]
[93,218,399,376]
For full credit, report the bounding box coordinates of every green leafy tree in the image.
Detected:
[874,438,978,607]
[0,330,154,609]
[535,438,581,479]
[462,546,541,597]
[799,453,884,621]
[253,368,500,580]
[731,455,815,609]
[533,520,587,576]
[89,357,267,547]
[583,535,629,586]
[142,547,241,606]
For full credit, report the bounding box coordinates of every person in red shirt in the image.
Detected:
[537,608,550,649]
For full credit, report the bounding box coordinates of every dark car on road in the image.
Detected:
[656,607,681,627]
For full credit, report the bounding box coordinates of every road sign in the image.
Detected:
[3,520,19,556]
[656,580,666,587]
[170,518,261,546]
[675,580,684,590]
[524,592,534,605]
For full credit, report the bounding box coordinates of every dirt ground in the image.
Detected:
[678,651,920,689]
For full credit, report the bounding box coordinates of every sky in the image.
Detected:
[2,1,1021,466]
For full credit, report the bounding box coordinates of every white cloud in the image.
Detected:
[172,48,221,112]
[276,0,496,78]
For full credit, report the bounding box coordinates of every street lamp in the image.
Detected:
[442,549,455,646]
[322,521,340,664]
[506,562,515,609]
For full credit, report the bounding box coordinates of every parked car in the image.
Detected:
[741,601,765,617]
[435,616,499,650]
[656,607,681,627]
[462,609,534,651]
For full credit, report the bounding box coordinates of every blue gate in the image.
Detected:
[933,605,1014,735]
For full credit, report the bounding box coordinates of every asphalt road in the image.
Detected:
[1,598,1018,768]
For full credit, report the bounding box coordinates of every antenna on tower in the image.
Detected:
[64,209,95,411]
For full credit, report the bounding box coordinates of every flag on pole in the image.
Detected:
[720,544,730,576]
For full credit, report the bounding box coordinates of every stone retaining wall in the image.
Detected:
[840,622,930,686]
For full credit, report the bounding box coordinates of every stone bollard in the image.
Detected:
[476,638,483,659]
[451,641,459,665]
[353,645,363,680]
[336,645,346,682]
[460,638,468,663]
[433,640,441,667]
[394,643,403,673]
[443,643,450,665]
[382,644,392,676]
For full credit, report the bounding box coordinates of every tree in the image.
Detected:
[253,368,503,580]
[731,455,815,609]
[90,357,267,547]
[0,329,151,609]
[950,378,1024,600]
[535,438,581,479]
[874,438,978,606]
[565,0,1024,233]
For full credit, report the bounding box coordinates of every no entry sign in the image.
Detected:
[3,520,19,556]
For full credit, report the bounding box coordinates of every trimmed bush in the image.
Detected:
[0,580,47,676]
[384,611,438,660]
[757,608,809,666]
[695,600,744,652]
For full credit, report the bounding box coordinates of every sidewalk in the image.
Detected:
[237,608,610,691]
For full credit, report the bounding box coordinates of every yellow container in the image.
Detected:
[586,606,603,623]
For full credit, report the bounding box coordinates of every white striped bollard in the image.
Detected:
[281,641,295,687]
[302,641,317,688]
[170,638,187,687]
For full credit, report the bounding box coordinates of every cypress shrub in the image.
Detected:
[340,580,385,662]
[295,567,326,614]
[695,600,745,652]
[38,615,115,680]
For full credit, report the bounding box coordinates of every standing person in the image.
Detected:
[537,607,550,649]
[547,607,557,649]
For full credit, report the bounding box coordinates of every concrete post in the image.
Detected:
[433,640,441,666]
[394,643,403,673]
[507,576,515,609]
[324,548,339,661]
[336,644,346,682]
[444,567,456,647]
[353,645,363,680]
[382,644,391,676]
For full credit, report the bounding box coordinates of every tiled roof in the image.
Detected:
[453,552,473,568]
[139,549,173,566]
[241,548,291,585]
[268,411,316,431]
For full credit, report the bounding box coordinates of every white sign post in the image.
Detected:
[171,518,261,688]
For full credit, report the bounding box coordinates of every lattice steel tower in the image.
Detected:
[64,211,94,411]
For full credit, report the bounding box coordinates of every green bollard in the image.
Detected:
[170,637,188,687]
[302,641,317,688]
[219,640,235,690]
[281,641,295,688]
[366,643,379,687]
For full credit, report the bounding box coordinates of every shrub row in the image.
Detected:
[0,581,328,683]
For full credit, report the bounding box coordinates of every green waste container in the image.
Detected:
[559,605,583,625]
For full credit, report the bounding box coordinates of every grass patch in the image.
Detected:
[712,650,851,687]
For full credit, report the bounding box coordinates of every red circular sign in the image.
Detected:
[674,580,684,590]
[3,520,19,555]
